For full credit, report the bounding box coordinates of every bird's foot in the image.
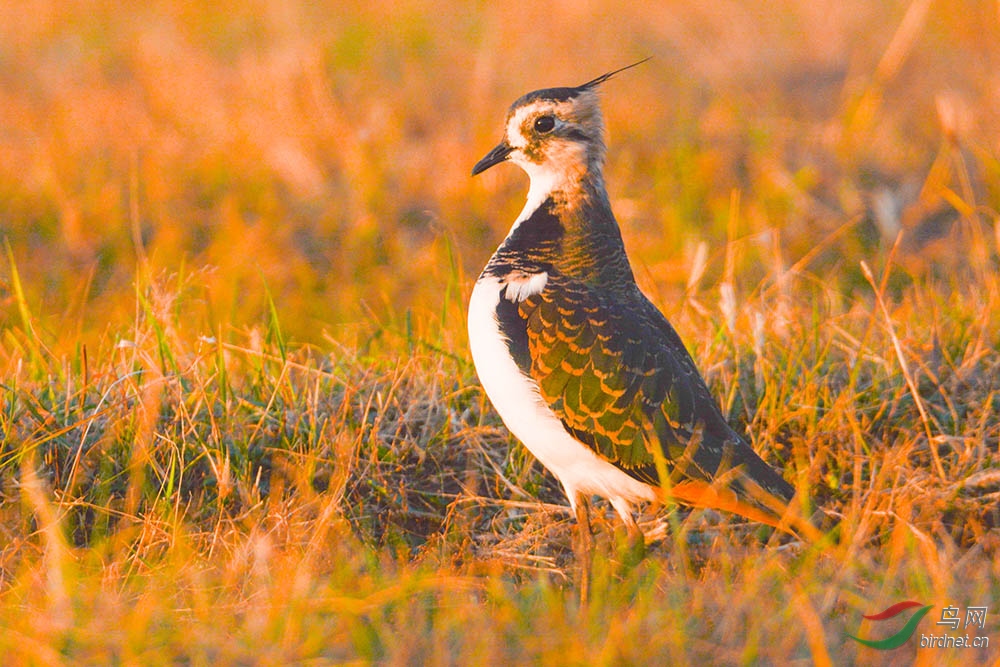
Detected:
[613,521,647,569]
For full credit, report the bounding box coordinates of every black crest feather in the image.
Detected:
[505,57,653,119]
[577,56,652,91]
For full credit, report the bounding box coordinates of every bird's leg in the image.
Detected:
[617,511,646,568]
[610,499,646,566]
[573,494,593,606]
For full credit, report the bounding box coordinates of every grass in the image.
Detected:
[2,0,1000,663]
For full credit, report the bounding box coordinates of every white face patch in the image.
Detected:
[505,109,529,149]
[501,99,591,222]
[504,271,548,302]
[506,100,564,148]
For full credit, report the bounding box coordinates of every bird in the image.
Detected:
[467,60,816,574]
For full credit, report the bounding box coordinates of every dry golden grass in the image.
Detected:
[1,0,999,663]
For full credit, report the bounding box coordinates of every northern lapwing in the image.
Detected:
[468,61,815,577]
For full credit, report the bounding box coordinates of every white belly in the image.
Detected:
[467,275,657,510]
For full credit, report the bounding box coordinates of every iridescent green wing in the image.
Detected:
[517,274,727,482]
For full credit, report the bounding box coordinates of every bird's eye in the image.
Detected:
[534,115,556,134]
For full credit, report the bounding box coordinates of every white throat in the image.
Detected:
[505,157,581,242]
[514,164,559,224]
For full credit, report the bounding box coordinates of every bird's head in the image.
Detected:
[472,59,650,193]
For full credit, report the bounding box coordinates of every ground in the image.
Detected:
[0,0,998,663]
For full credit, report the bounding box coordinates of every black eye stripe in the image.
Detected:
[533,115,556,133]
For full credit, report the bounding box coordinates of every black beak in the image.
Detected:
[471,141,513,176]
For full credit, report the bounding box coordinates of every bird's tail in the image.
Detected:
[664,478,822,543]
[661,436,825,543]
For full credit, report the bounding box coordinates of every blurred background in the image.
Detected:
[1,0,998,348]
